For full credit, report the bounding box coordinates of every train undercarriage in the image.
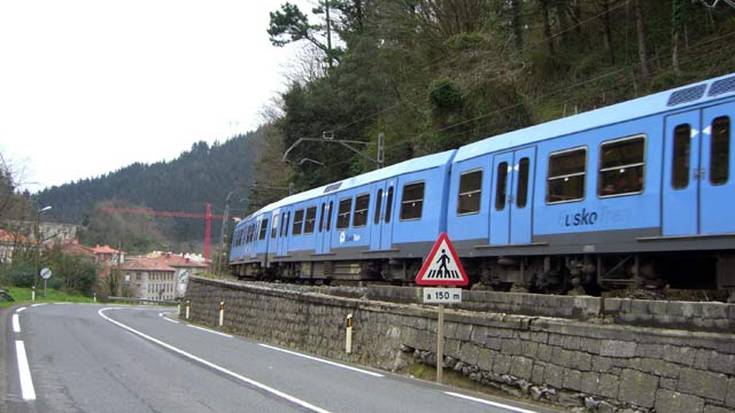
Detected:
[230,252,735,301]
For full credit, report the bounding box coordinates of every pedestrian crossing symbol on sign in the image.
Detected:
[415,232,469,286]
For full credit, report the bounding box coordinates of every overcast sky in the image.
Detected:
[0,0,313,192]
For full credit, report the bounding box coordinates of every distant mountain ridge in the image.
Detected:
[35,128,261,244]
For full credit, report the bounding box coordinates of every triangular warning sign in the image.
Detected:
[415,232,469,286]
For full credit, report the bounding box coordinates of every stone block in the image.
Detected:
[655,389,704,413]
[486,336,503,351]
[709,352,735,375]
[531,364,545,384]
[636,357,681,378]
[548,334,564,347]
[493,353,511,375]
[520,341,539,358]
[704,406,733,413]
[459,342,480,366]
[663,345,697,366]
[592,356,614,372]
[510,356,534,380]
[661,378,678,390]
[695,349,715,370]
[537,345,553,362]
[476,347,494,372]
[726,378,735,408]
[580,371,598,395]
[618,369,659,408]
[562,369,583,392]
[544,364,564,388]
[678,368,728,402]
[599,340,636,358]
[501,338,522,356]
[562,335,583,350]
[598,373,619,399]
[571,352,592,371]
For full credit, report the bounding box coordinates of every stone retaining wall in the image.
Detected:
[184,277,735,413]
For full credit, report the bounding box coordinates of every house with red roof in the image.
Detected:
[120,257,176,301]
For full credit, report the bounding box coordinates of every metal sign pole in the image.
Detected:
[437,304,444,383]
[44,279,47,297]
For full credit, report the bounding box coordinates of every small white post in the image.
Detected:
[345,313,353,354]
[31,286,35,302]
[219,301,225,327]
[93,292,97,303]
[185,299,191,320]
[437,304,445,383]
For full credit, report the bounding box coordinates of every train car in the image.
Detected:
[447,72,735,293]
[230,150,456,283]
[231,72,735,295]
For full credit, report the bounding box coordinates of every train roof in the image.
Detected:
[242,149,457,221]
[454,72,735,163]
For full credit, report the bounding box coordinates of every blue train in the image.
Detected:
[230,73,735,295]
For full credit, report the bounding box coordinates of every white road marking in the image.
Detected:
[30,303,46,307]
[445,391,541,413]
[162,316,179,324]
[15,307,27,313]
[15,340,36,401]
[258,343,384,378]
[98,308,331,413]
[12,314,21,333]
[188,324,232,338]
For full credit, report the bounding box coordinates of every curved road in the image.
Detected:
[2,303,561,413]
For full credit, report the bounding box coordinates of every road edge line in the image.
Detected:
[12,314,20,333]
[98,307,331,413]
[15,341,36,401]
[187,324,231,338]
[258,343,384,378]
[445,391,540,413]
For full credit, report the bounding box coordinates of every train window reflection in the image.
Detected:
[547,148,586,203]
[710,116,730,185]
[337,198,352,229]
[672,124,691,189]
[598,136,645,197]
[400,182,425,220]
[374,189,383,225]
[304,206,317,234]
[516,158,530,208]
[457,170,482,215]
[259,218,269,240]
[495,162,508,211]
[292,209,305,235]
[353,194,370,227]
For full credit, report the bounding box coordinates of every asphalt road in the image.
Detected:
[3,303,562,413]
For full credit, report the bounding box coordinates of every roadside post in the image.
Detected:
[93,292,97,303]
[39,268,52,297]
[415,232,469,384]
[345,313,353,354]
[185,299,191,320]
[219,301,225,327]
[31,286,35,302]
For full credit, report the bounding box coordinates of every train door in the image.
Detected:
[700,102,735,234]
[510,147,536,244]
[277,208,290,256]
[267,210,279,260]
[317,196,335,254]
[663,110,701,236]
[369,182,386,250]
[489,152,513,244]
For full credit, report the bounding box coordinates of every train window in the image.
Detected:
[374,189,383,224]
[495,162,508,210]
[279,212,287,237]
[672,124,691,189]
[353,194,370,227]
[259,218,269,240]
[598,136,645,197]
[385,186,394,223]
[304,206,317,234]
[247,224,254,243]
[457,170,482,215]
[284,212,290,236]
[546,148,586,203]
[517,158,530,208]
[318,203,326,232]
[400,182,425,220]
[326,201,333,230]
[337,198,352,229]
[711,116,730,185]
[271,216,278,239]
[292,209,304,235]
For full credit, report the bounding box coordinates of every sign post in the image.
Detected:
[415,232,469,383]
[39,267,52,297]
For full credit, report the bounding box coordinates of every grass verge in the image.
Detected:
[0,286,94,308]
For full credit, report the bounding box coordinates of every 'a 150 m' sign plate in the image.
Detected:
[423,288,462,304]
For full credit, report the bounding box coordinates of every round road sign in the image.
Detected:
[40,267,52,279]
